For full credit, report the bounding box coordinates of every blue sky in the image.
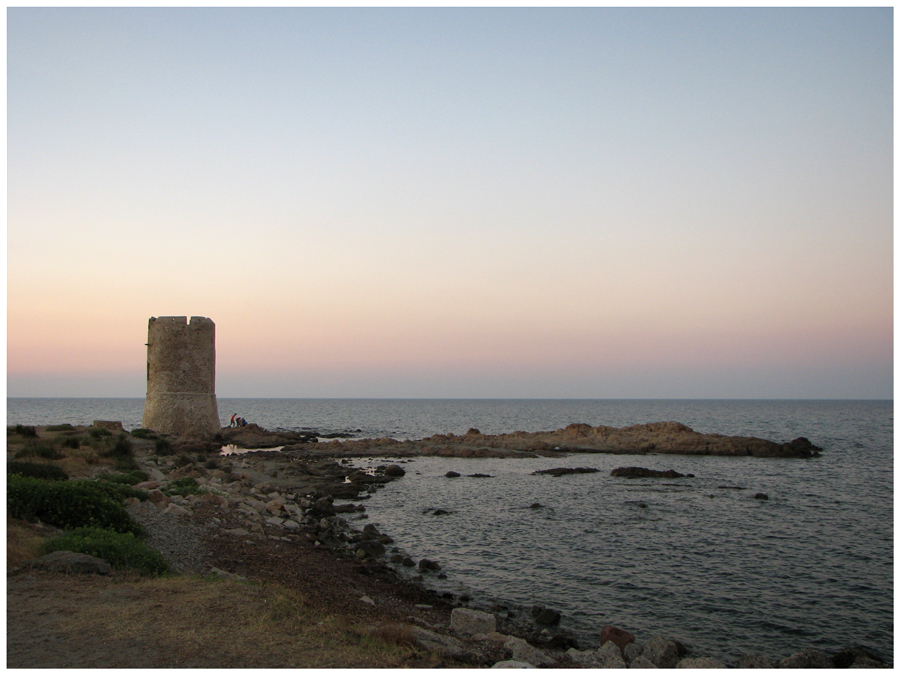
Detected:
[7,7,893,398]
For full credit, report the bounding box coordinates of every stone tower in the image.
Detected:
[142,316,220,436]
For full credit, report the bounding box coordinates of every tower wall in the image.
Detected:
[142,316,220,436]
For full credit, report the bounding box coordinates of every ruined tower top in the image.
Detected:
[142,316,220,437]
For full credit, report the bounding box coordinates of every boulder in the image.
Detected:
[677,657,727,668]
[532,607,561,625]
[445,471,461,478]
[643,636,681,668]
[610,467,686,479]
[418,558,441,572]
[778,648,833,668]
[737,653,774,668]
[600,624,635,653]
[134,481,162,490]
[753,493,769,500]
[208,566,246,581]
[832,647,889,668]
[531,467,599,477]
[384,464,406,477]
[201,492,228,507]
[163,503,191,517]
[355,540,386,558]
[451,607,496,636]
[623,642,644,664]
[22,551,111,575]
[147,489,170,507]
[566,648,598,667]
[595,639,627,667]
[408,626,469,659]
[503,636,555,667]
[630,655,658,668]
[223,527,250,536]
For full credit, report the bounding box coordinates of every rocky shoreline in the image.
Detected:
[208,420,824,459]
[11,421,888,668]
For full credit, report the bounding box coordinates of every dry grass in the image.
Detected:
[7,516,58,567]
[6,426,149,478]
[44,575,428,667]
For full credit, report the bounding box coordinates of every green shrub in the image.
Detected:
[101,435,133,458]
[99,470,149,486]
[114,455,141,472]
[131,428,158,439]
[89,427,111,439]
[14,424,37,437]
[164,476,205,497]
[61,436,81,449]
[204,457,220,470]
[155,438,173,456]
[14,440,63,460]
[80,479,150,503]
[46,424,75,432]
[7,474,144,535]
[7,461,69,481]
[173,454,193,468]
[41,528,169,576]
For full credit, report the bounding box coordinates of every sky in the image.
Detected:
[6,7,894,399]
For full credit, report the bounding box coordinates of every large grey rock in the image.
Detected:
[623,642,644,664]
[737,653,774,668]
[677,657,726,668]
[643,636,681,668]
[595,639,627,668]
[163,503,191,517]
[451,607,497,636]
[778,648,833,668]
[566,648,598,667]
[630,655,658,668]
[503,636,555,667]
[408,626,468,659]
[208,566,246,581]
[22,551,111,575]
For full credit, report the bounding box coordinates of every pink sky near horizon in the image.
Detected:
[7,8,893,399]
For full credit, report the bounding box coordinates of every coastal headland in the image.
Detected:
[9,421,882,669]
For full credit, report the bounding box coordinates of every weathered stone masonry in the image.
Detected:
[142,316,220,436]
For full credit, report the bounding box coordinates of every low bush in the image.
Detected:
[7,461,69,481]
[7,474,144,535]
[99,470,150,486]
[164,476,205,497]
[13,424,37,437]
[101,435,133,458]
[41,527,169,576]
[89,427,112,439]
[113,455,141,472]
[173,454,194,468]
[82,479,150,503]
[61,436,81,449]
[131,428,158,439]
[46,424,75,432]
[155,438,173,455]
[14,440,64,460]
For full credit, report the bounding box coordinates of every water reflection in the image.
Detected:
[219,444,284,455]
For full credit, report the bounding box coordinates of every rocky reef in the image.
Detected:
[266,421,823,459]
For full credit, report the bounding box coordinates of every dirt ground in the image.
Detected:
[6,505,509,669]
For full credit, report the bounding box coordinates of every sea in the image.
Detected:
[6,397,894,664]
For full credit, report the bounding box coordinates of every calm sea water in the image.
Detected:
[6,398,893,663]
